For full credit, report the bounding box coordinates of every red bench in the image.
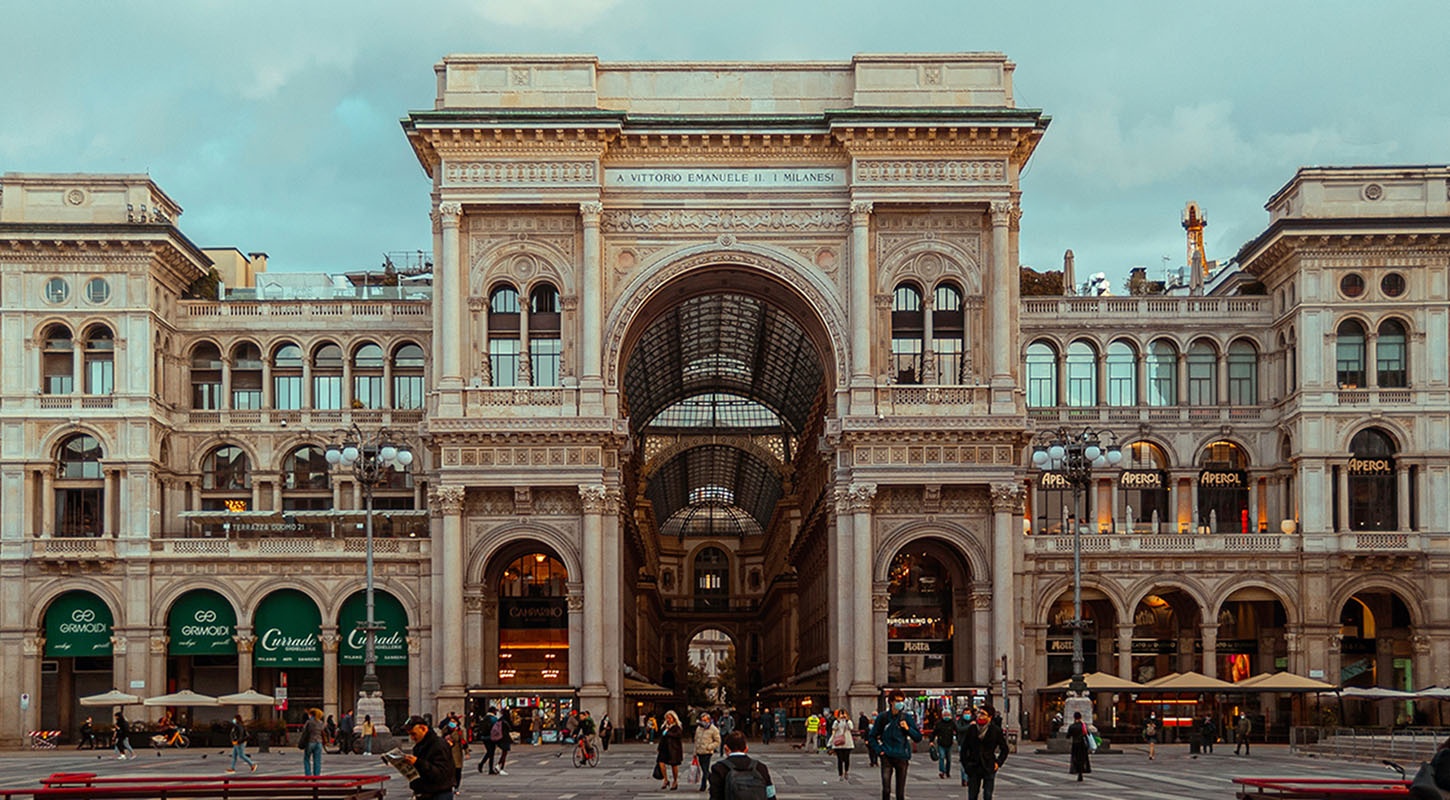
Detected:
[0,773,390,799]
[1234,776,1410,799]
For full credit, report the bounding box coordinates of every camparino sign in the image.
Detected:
[252,589,322,667]
[44,591,114,657]
[499,597,568,629]
[167,590,238,656]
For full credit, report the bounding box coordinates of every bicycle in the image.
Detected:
[150,726,190,749]
[571,736,599,768]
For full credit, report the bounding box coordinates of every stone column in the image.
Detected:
[579,202,604,395]
[40,469,54,536]
[578,484,613,716]
[1248,478,1259,533]
[872,587,890,695]
[234,628,256,692]
[464,595,485,687]
[1177,354,1189,406]
[321,629,340,719]
[990,483,1022,691]
[470,298,491,385]
[148,634,169,699]
[438,203,464,394]
[567,590,584,693]
[849,201,873,392]
[1336,465,1350,532]
[840,483,876,709]
[1117,623,1134,680]
[989,200,1016,412]
[1397,466,1411,531]
[972,591,993,685]
[1217,352,1229,405]
[1136,353,1148,405]
[920,295,936,383]
[436,485,466,715]
[1201,622,1219,678]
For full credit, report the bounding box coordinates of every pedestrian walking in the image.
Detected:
[599,714,613,750]
[402,715,455,800]
[493,710,514,775]
[1201,714,1217,754]
[802,711,819,750]
[930,710,955,779]
[226,714,257,774]
[1143,713,1159,761]
[707,731,774,800]
[868,690,922,800]
[338,709,354,755]
[475,707,499,774]
[113,710,134,759]
[1234,713,1252,755]
[445,719,468,790]
[656,709,684,790]
[325,714,337,749]
[829,708,855,780]
[959,705,1009,800]
[859,712,877,767]
[693,712,721,791]
[301,707,327,776]
[1067,711,1092,782]
[761,706,776,745]
[361,714,376,756]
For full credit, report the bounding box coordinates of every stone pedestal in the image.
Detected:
[1061,694,1095,733]
[357,691,391,737]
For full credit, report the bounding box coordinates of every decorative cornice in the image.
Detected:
[599,208,849,233]
[443,160,598,187]
[854,159,1007,185]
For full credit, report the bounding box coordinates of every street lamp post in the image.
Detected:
[326,426,414,724]
[1032,426,1121,728]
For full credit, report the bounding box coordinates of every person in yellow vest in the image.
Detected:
[803,712,820,750]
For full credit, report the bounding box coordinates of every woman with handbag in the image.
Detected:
[655,710,683,790]
[829,709,855,780]
[1067,711,1092,782]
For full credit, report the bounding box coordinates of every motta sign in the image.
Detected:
[887,640,951,655]
[1347,458,1394,475]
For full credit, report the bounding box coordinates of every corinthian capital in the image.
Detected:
[835,482,877,514]
[436,484,466,515]
[438,202,463,226]
[850,200,874,218]
[578,483,619,514]
[579,201,605,218]
[990,482,1025,513]
[989,200,1015,227]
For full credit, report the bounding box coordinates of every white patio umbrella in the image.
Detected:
[79,689,142,707]
[1337,686,1414,699]
[143,689,219,707]
[216,689,276,706]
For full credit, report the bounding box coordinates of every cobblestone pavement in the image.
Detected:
[0,740,1409,798]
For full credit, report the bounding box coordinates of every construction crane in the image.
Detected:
[1182,201,1209,279]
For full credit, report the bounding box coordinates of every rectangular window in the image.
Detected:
[934,338,963,384]
[1026,363,1055,408]
[1377,342,1406,388]
[231,389,262,410]
[353,375,383,409]
[313,376,342,409]
[57,488,104,537]
[1147,361,1176,406]
[490,339,521,388]
[393,376,423,409]
[85,361,113,395]
[1336,343,1365,388]
[1066,360,1096,407]
[274,376,303,410]
[1228,361,1257,405]
[891,338,922,384]
[1106,359,1135,406]
[192,382,221,410]
[530,337,561,387]
[1187,360,1215,406]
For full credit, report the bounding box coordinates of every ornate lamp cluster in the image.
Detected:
[325,426,414,700]
[1031,427,1121,700]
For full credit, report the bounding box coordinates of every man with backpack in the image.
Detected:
[708,730,775,800]
[475,706,500,775]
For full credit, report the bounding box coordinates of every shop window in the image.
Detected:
[1198,441,1249,533]
[497,552,569,685]
[1347,428,1396,531]
[886,550,955,685]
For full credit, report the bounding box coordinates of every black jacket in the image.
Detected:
[409,728,454,795]
[708,754,773,800]
[959,720,1009,776]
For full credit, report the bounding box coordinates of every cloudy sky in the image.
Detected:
[2,1,1444,290]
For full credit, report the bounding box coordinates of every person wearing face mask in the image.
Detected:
[958,705,1009,800]
[867,691,922,800]
[402,715,455,800]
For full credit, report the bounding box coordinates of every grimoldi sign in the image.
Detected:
[500,597,568,630]
[167,590,237,656]
[604,167,848,189]
[252,589,322,668]
[1347,457,1394,475]
[44,591,114,657]
[1198,470,1246,488]
[1120,470,1168,490]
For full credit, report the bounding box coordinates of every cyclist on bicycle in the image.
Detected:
[577,710,598,757]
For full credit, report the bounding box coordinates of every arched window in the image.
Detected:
[497,552,569,684]
[1122,441,1170,533]
[392,343,425,409]
[1186,341,1217,406]
[1065,341,1098,407]
[82,325,114,395]
[890,283,924,384]
[352,343,384,409]
[41,325,75,395]
[529,284,561,387]
[201,445,252,530]
[489,285,521,387]
[56,433,104,536]
[1377,320,1407,388]
[190,342,222,410]
[281,445,331,520]
[1105,341,1137,407]
[1288,327,1298,393]
[1277,332,1290,399]
[312,343,343,409]
[1336,320,1366,388]
[1025,342,1057,407]
[886,549,957,684]
[693,547,731,609]
[1146,340,1177,406]
[1347,428,1396,531]
[1198,441,1250,533]
[231,342,263,409]
[272,343,304,410]
[1227,340,1258,405]
[932,283,965,384]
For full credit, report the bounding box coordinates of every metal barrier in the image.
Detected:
[0,773,389,799]
[1290,727,1450,764]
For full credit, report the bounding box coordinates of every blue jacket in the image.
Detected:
[869,710,922,760]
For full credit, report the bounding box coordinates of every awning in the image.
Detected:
[167,589,237,656]
[44,591,114,657]
[252,589,322,667]
[217,689,275,706]
[1234,672,1338,693]
[177,510,279,524]
[1338,686,1414,699]
[624,678,676,697]
[79,689,142,707]
[144,689,220,707]
[338,590,409,667]
[1042,672,1145,692]
[1140,671,1237,692]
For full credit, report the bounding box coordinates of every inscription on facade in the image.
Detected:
[604,167,847,189]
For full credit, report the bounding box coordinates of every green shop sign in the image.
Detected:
[338,591,409,667]
[168,590,237,656]
[252,589,322,667]
[45,591,114,657]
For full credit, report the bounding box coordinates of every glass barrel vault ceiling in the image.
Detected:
[625,293,825,537]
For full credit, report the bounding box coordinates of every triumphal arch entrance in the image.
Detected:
[403,53,1046,722]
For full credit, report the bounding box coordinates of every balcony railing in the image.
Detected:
[1022,295,1268,318]
[663,597,761,614]
[183,408,425,427]
[1028,406,1264,424]
[149,536,431,557]
[181,299,429,322]
[1024,531,1447,556]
